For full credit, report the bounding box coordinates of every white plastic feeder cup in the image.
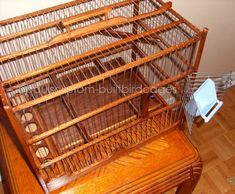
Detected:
[193,78,223,123]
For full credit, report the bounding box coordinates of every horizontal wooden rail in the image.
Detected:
[94,58,139,114]
[0,2,172,64]
[101,29,159,45]
[0,17,128,63]
[37,101,181,169]
[26,52,194,149]
[62,7,111,27]
[129,1,172,23]
[0,6,112,42]
[0,0,139,42]
[3,19,181,87]
[102,27,190,76]
[89,115,137,139]
[137,20,191,68]
[13,35,198,112]
[151,0,201,34]
[0,0,91,25]
[150,69,193,91]
[49,17,128,44]
[0,0,140,42]
[5,44,133,90]
[0,0,141,27]
[0,0,169,42]
[13,36,197,113]
[51,76,91,142]
[27,91,143,145]
[133,45,183,93]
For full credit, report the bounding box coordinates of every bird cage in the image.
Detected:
[0,0,208,192]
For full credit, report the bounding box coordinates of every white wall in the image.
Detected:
[0,0,70,19]
[173,0,235,73]
[0,0,235,73]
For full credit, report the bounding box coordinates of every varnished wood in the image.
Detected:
[62,7,111,27]
[50,75,91,143]
[29,101,180,169]
[193,28,209,71]
[141,93,150,118]
[0,0,160,43]
[101,29,159,45]
[0,113,45,194]
[0,0,90,25]
[0,0,207,192]
[13,36,197,112]
[3,86,234,194]
[137,20,191,69]
[26,91,142,146]
[0,2,172,64]
[132,44,183,94]
[49,17,128,44]
[2,20,182,87]
[4,44,132,91]
[0,6,112,42]
[2,105,49,192]
[93,58,140,115]
[0,17,128,63]
[0,117,202,194]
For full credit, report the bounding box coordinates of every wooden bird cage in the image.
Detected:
[0,0,207,192]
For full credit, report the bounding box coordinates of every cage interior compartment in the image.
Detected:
[0,0,207,192]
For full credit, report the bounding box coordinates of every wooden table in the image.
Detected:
[0,113,202,194]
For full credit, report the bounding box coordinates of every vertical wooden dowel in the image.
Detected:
[141,92,150,118]
[131,0,140,62]
[193,28,208,71]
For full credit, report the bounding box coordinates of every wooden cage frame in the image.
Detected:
[0,0,208,192]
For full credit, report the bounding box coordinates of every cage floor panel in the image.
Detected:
[15,70,162,154]
[40,111,173,183]
[36,99,84,153]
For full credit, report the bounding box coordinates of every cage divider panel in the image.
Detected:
[0,0,207,192]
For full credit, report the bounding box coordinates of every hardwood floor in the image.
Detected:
[189,86,235,194]
[167,86,235,194]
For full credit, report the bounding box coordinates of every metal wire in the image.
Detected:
[182,72,234,132]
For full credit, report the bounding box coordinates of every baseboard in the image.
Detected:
[231,71,235,87]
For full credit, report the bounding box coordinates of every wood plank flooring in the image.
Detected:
[167,86,235,194]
